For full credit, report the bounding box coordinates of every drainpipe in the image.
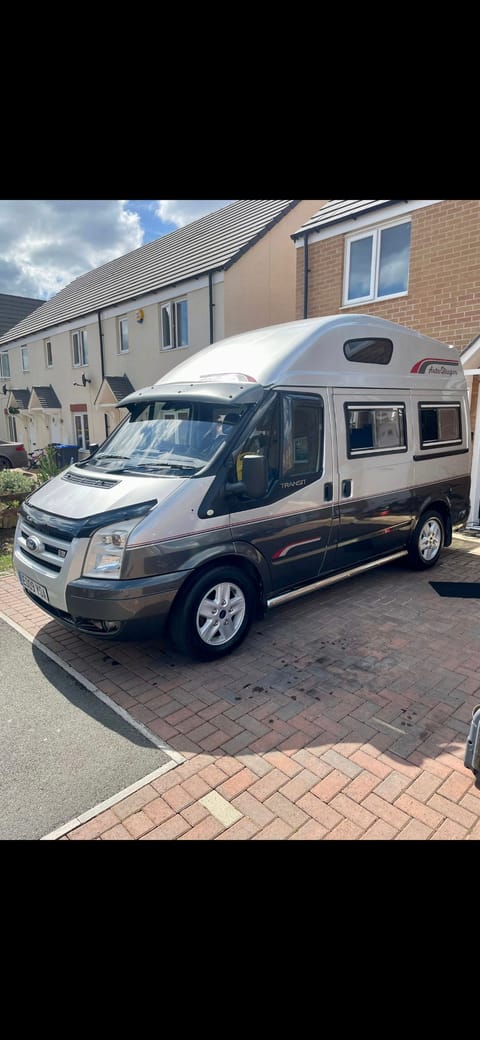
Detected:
[97,310,108,440]
[303,232,309,319]
[208,271,214,344]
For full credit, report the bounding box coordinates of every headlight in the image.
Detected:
[82,517,142,579]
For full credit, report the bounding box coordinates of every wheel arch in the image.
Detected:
[171,548,266,620]
[412,497,452,547]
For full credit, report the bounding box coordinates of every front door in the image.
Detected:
[74,413,90,450]
[7,414,18,441]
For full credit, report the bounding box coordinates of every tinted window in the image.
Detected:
[420,404,461,447]
[346,404,406,455]
[283,397,323,476]
[344,338,393,365]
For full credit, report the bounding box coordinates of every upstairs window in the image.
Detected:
[72,329,88,367]
[44,339,53,368]
[118,317,129,353]
[0,352,10,378]
[161,299,189,350]
[21,346,30,372]
[344,219,411,305]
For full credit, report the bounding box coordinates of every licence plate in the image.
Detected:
[20,573,49,603]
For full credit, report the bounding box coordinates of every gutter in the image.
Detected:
[208,271,214,344]
[97,309,108,439]
[303,232,309,319]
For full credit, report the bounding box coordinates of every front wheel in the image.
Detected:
[169,566,256,660]
[408,510,444,569]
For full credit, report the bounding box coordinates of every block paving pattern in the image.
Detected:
[2,535,480,840]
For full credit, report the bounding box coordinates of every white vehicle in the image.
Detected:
[13,314,471,660]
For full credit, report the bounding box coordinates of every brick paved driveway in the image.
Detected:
[1,534,480,840]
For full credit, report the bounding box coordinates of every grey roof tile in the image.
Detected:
[31,385,62,409]
[104,375,135,401]
[0,200,298,346]
[8,388,31,409]
[0,293,45,336]
[292,199,401,238]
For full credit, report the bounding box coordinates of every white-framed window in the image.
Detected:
[161,298,189,350]
[44,339,53,368]
[0,352,10,378]
[72,329,88,367]
[7,414,17,440]
[118,317,129,353]
[343,219,411,305]
[21,346,30,372]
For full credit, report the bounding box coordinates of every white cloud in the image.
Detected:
[0,200,143,300]
[155,200,233,226]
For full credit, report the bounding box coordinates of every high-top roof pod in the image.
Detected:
[144,314,466,392]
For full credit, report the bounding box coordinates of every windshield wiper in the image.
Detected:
[93,454,130,462]
[135,461,197,472]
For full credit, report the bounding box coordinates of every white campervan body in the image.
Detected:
[13,315,471,660]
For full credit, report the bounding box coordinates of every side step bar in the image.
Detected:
[267,550,408,609]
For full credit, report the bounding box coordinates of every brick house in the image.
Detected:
[292,199,480,524]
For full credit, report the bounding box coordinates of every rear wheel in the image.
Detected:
[0,456,12,471]
[408,510,444,569]
[169,566,255,660]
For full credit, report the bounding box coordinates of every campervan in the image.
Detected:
[13,315,471,660]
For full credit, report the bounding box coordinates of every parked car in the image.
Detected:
[0,439,29,471]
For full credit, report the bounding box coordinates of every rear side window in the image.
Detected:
[344,338,393,365]
[346,403,406,456]
[419,403,462,447]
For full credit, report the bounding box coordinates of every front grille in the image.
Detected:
[17,518,72,575]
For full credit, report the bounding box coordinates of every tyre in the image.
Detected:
[0,456,12,472]
[408,510,444,569]
[169,566,256,661]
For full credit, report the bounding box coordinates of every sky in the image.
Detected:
[0,200,234,302]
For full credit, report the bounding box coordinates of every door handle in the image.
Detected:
[324,482,333,502]
[342,479,352,497]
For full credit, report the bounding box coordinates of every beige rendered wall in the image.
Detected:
[100,282,218,387]
[224,200,326,336]
[1,281,223,447]
[1,321,105,449]
[295,199,480,352]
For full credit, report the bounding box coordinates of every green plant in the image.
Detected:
[0,470,36,494]
[36,445,63,483]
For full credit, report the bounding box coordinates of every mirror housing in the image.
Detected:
[225,453,267,499]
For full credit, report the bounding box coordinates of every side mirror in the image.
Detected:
[225,453,267,499]
[242,453,267,498]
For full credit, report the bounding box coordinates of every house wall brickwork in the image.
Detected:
[295,199,480,353]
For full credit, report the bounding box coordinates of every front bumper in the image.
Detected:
[21,570,186,638]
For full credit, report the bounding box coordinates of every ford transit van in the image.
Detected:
[13,315,471,660]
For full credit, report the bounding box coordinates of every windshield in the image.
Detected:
[85,400,249,474]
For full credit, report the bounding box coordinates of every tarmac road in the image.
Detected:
[0,618,175,840]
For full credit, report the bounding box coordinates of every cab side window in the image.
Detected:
[282,396,323,477]
[235,397,280,484]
